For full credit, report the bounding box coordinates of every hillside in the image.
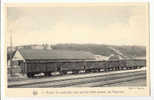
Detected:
[51,44,146,58]
[7,44,146,60]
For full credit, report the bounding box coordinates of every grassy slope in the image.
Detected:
[51,44,146,58]
[7,44,146,59]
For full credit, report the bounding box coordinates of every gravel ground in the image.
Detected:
[105,78,146,87]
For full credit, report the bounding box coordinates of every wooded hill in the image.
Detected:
[7,44,146,60]
[51,44,146,58]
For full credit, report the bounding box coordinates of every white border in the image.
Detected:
[3,0,151,3]
[1,0,154,100]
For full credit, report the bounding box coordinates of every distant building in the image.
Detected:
[133,57,146,60]
[31,45,44,49]
[108,54,124,60]
[94,55,108,60]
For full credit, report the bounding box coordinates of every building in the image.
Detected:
[108,54,124,60]
[94,55,108,61]
[11,49,95,76]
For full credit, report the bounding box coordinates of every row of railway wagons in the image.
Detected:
[19,59,146,78]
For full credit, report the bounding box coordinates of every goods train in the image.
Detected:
[19,59,146,78]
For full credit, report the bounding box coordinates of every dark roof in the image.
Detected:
[18,49,95,60]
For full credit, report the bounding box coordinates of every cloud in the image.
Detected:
[7,4,147,46]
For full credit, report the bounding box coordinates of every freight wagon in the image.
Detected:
[59,61,85,74]
[25,59,146,78]
[125,59,146,69]
[26,61,57,77]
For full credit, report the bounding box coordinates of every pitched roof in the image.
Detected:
[18,49,95,60]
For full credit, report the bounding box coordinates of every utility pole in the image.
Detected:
[10,30,13,76]
[9,20,18,77]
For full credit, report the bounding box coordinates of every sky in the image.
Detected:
[6,3,148,46]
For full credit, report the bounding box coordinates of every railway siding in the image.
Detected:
[8,68,146,88]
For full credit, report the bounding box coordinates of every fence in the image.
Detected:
[8,67,22,74]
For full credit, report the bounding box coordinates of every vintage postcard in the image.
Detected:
[4,3,150,96]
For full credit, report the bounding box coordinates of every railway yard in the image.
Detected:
[8,67,146,88]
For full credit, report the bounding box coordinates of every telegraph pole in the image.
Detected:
[10,30,13,76]
[9,20,18,77]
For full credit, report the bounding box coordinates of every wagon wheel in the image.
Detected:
[44,72,51,76]
[60,71,67,75]
[27,73,33,78]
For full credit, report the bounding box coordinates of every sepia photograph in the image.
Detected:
[4,3,150,96]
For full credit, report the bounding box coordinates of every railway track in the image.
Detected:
[33,72,145,88]
[8,70,146,88]
[71,74,146,87]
